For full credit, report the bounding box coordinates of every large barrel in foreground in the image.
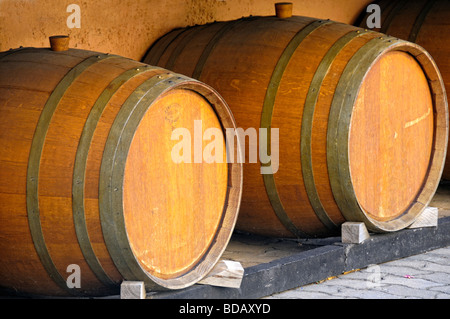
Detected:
[0,46,242,296]
[356,0,450,179]
[143,11,448,238]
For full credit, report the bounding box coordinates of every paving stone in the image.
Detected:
[407,258,450,272]
[429,284,450,294]
[425,247,450,257]
[268,246,450,299]
[415,261,450,273]
[376,284,441,299]
[384,258,430,269]
[317,277,385,290]
[334,288,400,299]
[420,272,450,285]
[373,265,429,277]
[296,282,343,295]
[267,289,339,299]
[378,274,442,290]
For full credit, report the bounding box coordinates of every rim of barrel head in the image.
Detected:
[331,38,448,233]
[101,76,243,290]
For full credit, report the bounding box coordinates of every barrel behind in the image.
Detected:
[143,12,448,238]
[0,46,242,296]
[357,0,450,179]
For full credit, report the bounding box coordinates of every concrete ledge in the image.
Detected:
[148,216,450,299]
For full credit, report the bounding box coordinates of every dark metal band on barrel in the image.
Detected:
[327,37,402,230]
[72,64,158,288]
[300,28,372,233]
[145,28,186,66]
[26,53,114,295]
[99,73,184,289]
[165,25,210,70]
[260,19,332,238]
[192,19,246,79]
[379,0,408,34]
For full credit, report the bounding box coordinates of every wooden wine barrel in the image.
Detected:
[0,45,242,297]
[356,0,450,179]
[143,6,448,238]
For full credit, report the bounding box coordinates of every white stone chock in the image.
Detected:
[341,222,370,244]
[120,281,146,299]
[407,206,438,229]
[197,260,244,288]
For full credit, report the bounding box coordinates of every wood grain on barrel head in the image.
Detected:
[349,51,433,221]
[123,89,228,279]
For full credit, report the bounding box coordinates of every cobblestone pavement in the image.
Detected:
[265,246,450,299]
